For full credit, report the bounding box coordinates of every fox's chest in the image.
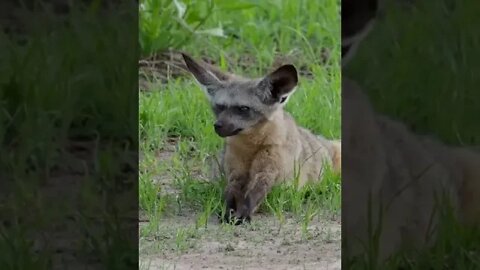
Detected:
[222,142,302,184]
[223,144,259,176]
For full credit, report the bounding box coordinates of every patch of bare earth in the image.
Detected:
[140,215,340,270]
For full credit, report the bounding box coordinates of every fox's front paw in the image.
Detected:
[219,188,253,225]
[219,191,236,222]
[228,215,250,225]
[219,209,251,225]
[234,215,251,225]
[232,195,253,225]
[218,208,234,224]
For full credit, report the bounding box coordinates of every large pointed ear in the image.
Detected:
[182,53,221,96]
[202,61,235,82]
[341,0,378,67]
[258,64,298,104]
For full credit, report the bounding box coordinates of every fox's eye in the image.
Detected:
[238,106,250,112]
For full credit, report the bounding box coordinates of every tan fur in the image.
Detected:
[342,77,480,262]
[182,52,341,222]
[342,0,480,261]
[330,140,342,173]
[433,145,480,227]
[456,151,480,226]
[224,109,340,186]
[223,104,341,219]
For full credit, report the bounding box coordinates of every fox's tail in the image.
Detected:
[451,147,480,226]
[330,140,341,174]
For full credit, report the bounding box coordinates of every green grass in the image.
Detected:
[0,2,138,269]
[345,0,480,146]
[139,74,341,223]
[140,0,340,73]
[344,0,480,268]
[345,195,480,270]
[139,0,341,252]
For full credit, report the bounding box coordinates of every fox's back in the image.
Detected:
[281,112,339,186]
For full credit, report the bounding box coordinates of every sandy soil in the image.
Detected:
[140,213,341,270]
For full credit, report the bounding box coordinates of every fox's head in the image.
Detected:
[182,53,298,137]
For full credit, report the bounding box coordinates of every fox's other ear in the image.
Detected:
[260,64,298,103]
[341,0,378,67]
[182,53,221,95]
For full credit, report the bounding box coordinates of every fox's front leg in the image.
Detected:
[222,173,249,225]
[237,149,281,221]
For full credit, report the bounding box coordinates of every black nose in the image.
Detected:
[214,122,223,130]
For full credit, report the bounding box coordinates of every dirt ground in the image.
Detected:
[140,213,341,270]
